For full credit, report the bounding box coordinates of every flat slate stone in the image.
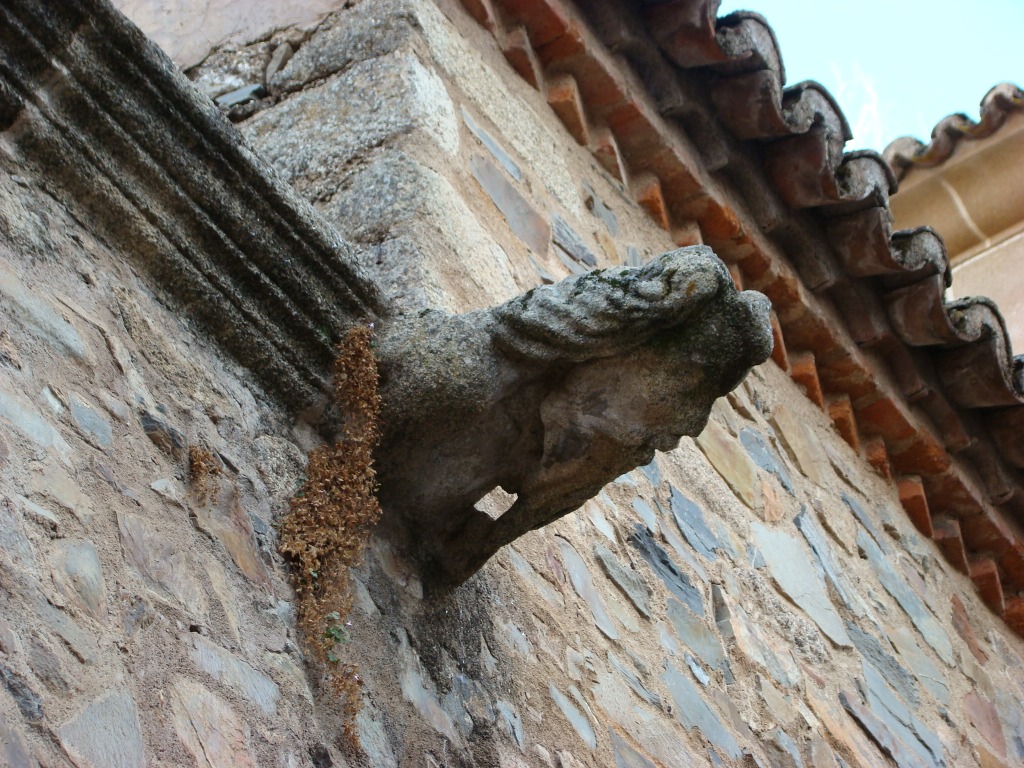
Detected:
[191,635,279,716]
[639,458,662,488]
[631,498,659,534]
[59,690,147,768]
[609,729,656,768]
[608,651,662,707]
[662,663,743,759]
[550,684,597,749]
[886,625,949,706]
[69,392,113,450]
[667,598,728,676]
[669,485,720,560]
[594,544,652,618]
[461,107,521,181]
[769,404,828,486]
[845,623,919,707]
[662,525,710,583]
[763,727,804,768]
[857,529,953,665]
[470,153,549,255]
[559,538,619,640]
[740,428,794,494]
[171,678,257,768]
[552,214,597,266]
[583,180,619,236]
[751,522,851,647]
[697,420,759,508]
[840,690,929,768]
[859,661,944,767]
[0,663,43,721]
[795,509,863,616]
[629,525,704,617]
[843,494,889,553]
[685,653,710,686]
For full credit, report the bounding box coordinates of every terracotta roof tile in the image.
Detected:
[883,82,1024,181]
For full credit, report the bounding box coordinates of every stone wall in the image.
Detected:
[1,1,1023,767]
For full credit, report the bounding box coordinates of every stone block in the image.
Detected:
[558,537,618,641]
[58,690,147,768]
[751,521,851,647]
[170,678,258,768]
[857,528,953,665]
[593,544,651,618]
[191,635,279,716]
[50,539,107,621]
[662,663,742,759]
[696,419,760,509]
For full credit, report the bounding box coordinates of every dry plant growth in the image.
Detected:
[188,445,222,501]
[278,326,382,744]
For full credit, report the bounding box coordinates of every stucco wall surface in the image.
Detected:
[1,1,1023,767]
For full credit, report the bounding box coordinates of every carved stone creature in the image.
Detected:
[375,245,773,583]
[0,2,771,585]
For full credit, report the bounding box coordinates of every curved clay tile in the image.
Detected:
[883,82,1024,181]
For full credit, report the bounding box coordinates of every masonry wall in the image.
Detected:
[1,1,1023,767]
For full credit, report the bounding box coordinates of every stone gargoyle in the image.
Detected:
[375,245,772,583]
[0,2,771,586]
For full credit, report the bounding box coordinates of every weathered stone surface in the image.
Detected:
[139,410,185,457]
[845,624,919,707]
[795,509,864,616]
[1,663,44,721]
[68,393,113,450]
[508,546,564,608]
[0,385,71,457]
[462,108,522,182]
[591,668,699,768]
[58,689,147,768]
[50,539,107,620]
[550,684,597,749]
[32,594,99,664]
[594,544,651,619]
[740,428,794,495]
[667,598,728,675]
[191,635,279,716]
[951,594,989,664]
[713,587,800,688]
[769,404,828,486]
[966,691,1008,758]
[804,682,883,768]
[887,625,950,706]
[840,689,929,768]
[552,215,597,268]
[251,50,458,186]
[609,729,657,768]
[662,663,742,759]
[844,494,890,553]
[662,524,711,583]
[170,678,258,768]
[0,710,37,768]
[696,419,760,508]
[751,522,850,647]
[30,462,95,523]
[375,246,770,581]
[397,629,459,742]
[118,511,207,616]
[762,727,804,768]
[857,529,954,665]
[558,538,618,640]
[0,260,89,363]
[192,490,270,587]
[858,661,944,766]
[607,651,662,708]
[669,485,721,560]
[630,525,704,617]
[631,498,658,533]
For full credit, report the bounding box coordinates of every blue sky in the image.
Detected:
[717,0,1024,150]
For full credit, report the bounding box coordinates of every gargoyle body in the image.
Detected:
[375,245,773,583]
